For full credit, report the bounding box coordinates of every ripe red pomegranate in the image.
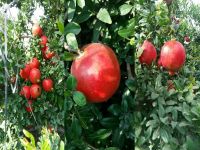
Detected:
[32,24,43,37]
[20,86,31,99]
[42,78,53,92]
[30,84,41,99]
[20,64,31,80]
[42,46,55,60]
[29,57,40,69]
[25,100,33,112]
[71,43,121,103]
[40,35,48,47]
[184,36,190,43]
[139,40,157,66]
[159,40,186,72]
[29,68,41,83]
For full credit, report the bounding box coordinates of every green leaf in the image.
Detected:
[151,92,159,100]
[77,0,85,8]
[62,51,75,61]
[92,20,103,42]
[105,147,120,150]
[136,47,144,58]
[73,91,86,106]
[108,104,121,116]
[97,8,112,24]
[66,74,77,90]
[66,33,78,50]
[57,17,64,34]
[118,28,133,38]
[67,0,76,22]
[125,79,137,91]
[152,128,159,140]
[100,117,119,128]
[119,4,133,16]
[23,130,36,147]
[59,141,65,150]
[71,117,82,138]
[88,129,112,140]
[160,128,169,143]
[73,9,93,23]
[65,22,81,35]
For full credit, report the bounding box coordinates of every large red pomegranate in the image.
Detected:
[29,57,40,69]
[139,40,157,66]
[20,86,31,99]
[159,40,186,72]
[71,43,120,103]
[32,24,43,37]
[30,84,41,99]
[29,68,41,83]
[42,78,53,92]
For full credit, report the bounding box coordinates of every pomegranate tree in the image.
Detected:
[71,43,120,103]
[139,40,157,66]
[159,40,186,73]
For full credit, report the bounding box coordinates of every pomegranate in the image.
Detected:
[42,46,55,60]
[139,40,157,66]
[40,35,48,47]
[20,64,31,80]
[29,57,40,69]
[42,78,53,92]
[30,84,42,99]
[29,68,41,83]
[25,100,33,112]
[71,43,120,103]
[159,40,186,72]
[32,24,43,37]
[184,36,190,43]
[20,86,31,99]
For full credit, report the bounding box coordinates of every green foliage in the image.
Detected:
[1,0,200,149]
[20,128,64,150]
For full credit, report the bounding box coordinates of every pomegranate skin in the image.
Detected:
[160,40,186,71]
[25,100,33,112]
[139,40,157,66]
[20,86,31,99]
[71,43,121,103]
[32,24,43,37]
[29,68,41,84]
[30,84,42,99]
[29,57,40,69]
[42,79,53,92]
[40,35,48,46]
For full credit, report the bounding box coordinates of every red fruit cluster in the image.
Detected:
[20,57,54,112]
[20,24,55,112]
[139,40,186,76]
